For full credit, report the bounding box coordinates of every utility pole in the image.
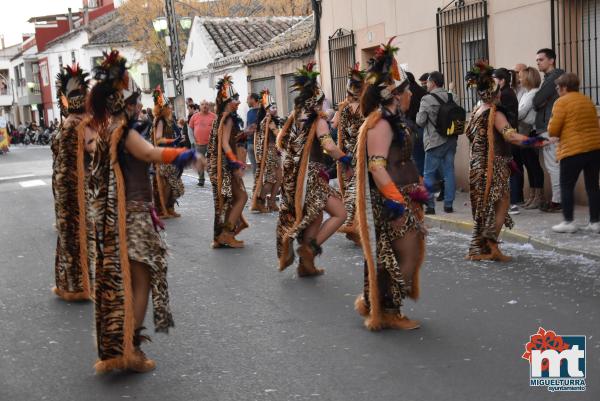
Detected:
[164,0,185,118]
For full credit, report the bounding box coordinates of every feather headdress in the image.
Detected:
[260,88,275,109]
[465,59,497,100]
[291,61,324,110]
[56,63,90,115]
[152,85,168,107]
[93,49,129,90]
[346,62,366,97]
[215,74,239,105]
[365,37,408,100]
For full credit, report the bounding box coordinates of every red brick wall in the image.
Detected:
[38,57,53,123]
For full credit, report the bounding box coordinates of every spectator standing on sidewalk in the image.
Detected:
[548,73,600,234]
[517,66,545,210]
[406,71,427,177]
[416,71,457,214]
[493,68,523,214]
[418,73,429,90]
[514,63,528,101]
[245,93,260,174]
[533,48,565,213]
[189,101,216,186]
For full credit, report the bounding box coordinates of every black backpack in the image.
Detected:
[428,92,466,137]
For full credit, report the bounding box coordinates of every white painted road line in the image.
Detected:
[19,179,47,188]
[0,174,35,181]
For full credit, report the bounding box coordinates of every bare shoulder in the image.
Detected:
[370,118,391,135]
[316,116,329,131]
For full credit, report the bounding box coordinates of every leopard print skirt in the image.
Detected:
[125,201,174,332]
[362,182,425,313]
[468,155,514,256]
[341,171,357,229]
[157,164,184,209]
[263,145,281,185]
[286,161,341,241]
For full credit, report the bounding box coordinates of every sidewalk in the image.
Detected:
[426,190,600,260]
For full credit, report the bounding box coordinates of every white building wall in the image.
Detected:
[0,56,14,107]
[183,65,251,126]
[39,32,90,120]
[228,66,250,126]
[182,17,219,76]
[86,45,153,109]
[41,33,154,117]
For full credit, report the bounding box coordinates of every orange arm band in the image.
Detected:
[161,147,185,164]
[225,150,237,161]
[380,181,405,204]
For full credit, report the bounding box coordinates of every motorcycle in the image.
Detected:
[22,129,32,145]
[37,128,51,145]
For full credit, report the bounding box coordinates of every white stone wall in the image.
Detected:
[40,33,153,118]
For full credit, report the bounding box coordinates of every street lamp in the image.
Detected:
[179,16,192,31]
[152,16,168,32]
[152,0,191,119]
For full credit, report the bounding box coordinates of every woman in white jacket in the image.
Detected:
[518,67,545,209]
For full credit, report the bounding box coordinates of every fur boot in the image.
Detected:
[354,295,369,317]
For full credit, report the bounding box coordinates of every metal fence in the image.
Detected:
[328,28,355,107]
[552,0,600,105]
[436,0,489,111]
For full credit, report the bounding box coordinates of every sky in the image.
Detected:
[0,0,123,48]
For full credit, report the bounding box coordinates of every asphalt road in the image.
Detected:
[1,146,599,401]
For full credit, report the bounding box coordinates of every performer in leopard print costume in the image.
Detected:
[354,39,429,331]
[250,89,283,213]
[207,75,249,248]
[151,86,184,219]
[276,62,349,277]
[87,50,194,374]
[464,60,540,262]
[52,63,93,301]
[335,63,366,246]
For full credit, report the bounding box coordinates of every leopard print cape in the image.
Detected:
[466,109,514,257]
[276,113,341,268]
[207,113,248,240]
[251,115,282,209]
[337,102,364,231]
[355,111,426,318]
[87,115,151,368]
[53,115,92,300]
[151,117,184,214]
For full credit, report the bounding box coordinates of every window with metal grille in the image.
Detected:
[283,74,297,117]
[551,0,600,105]
[436,0,489,111]
[328,28,355,107]
[251,77,277,102]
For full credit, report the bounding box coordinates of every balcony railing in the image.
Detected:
[15,83,40,98]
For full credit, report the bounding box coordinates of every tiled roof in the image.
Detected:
[45,11,128,49]
[243,15,315,66]
[87,11,129,46]
[203,16,302,58]
[0,44,20,59]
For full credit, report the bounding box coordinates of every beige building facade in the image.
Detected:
[316,0,598,202]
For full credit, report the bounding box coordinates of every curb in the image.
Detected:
[425,215,600,261]
[182,173,600,261]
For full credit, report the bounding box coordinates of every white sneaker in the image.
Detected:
[508,205,520,215]
[552,221,578,233]
[583,222,600,233]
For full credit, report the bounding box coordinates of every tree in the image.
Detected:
[118,0,311,68]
